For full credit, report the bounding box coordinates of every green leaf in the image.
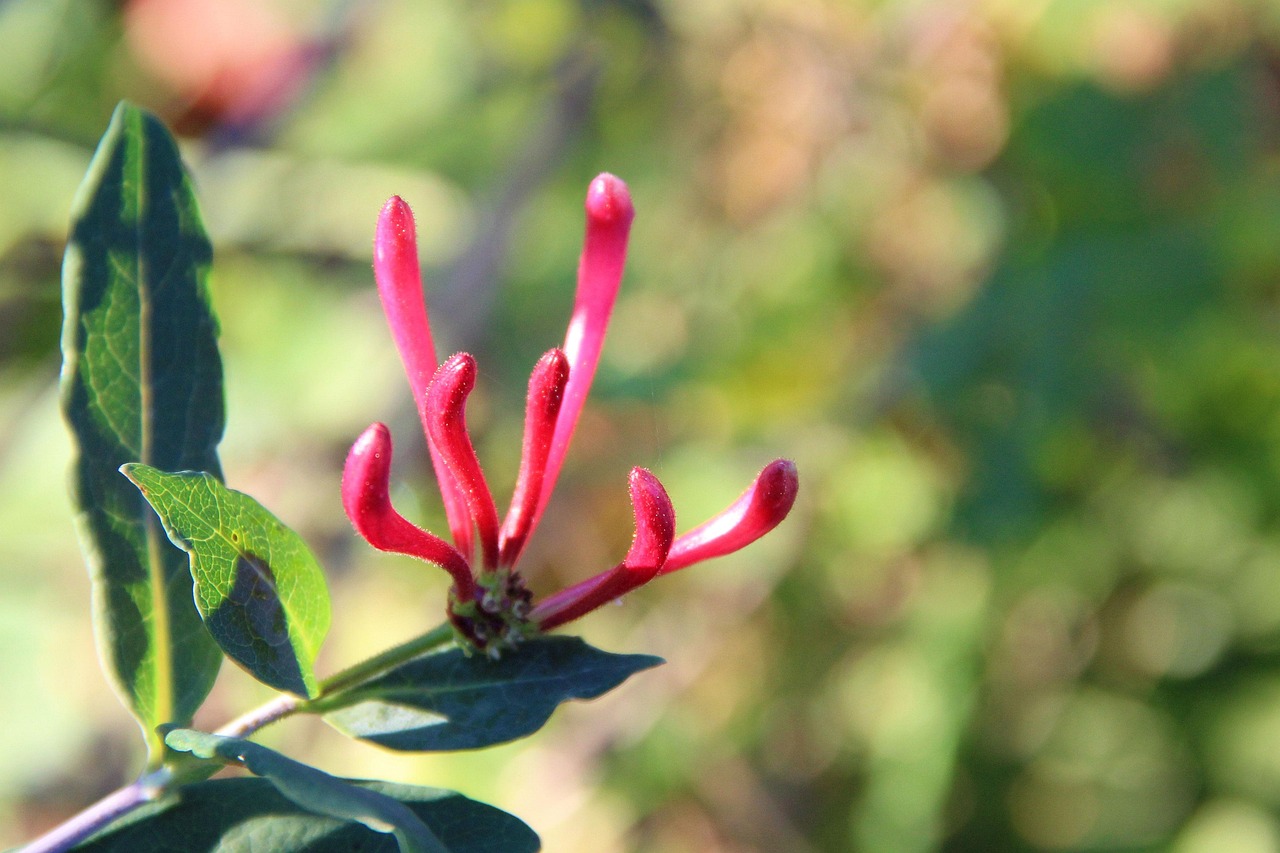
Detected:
[60,101,225,757]
[122,465,331,697]
[321,636,662,751]
[162,729,444,853]
[75,776,540,853]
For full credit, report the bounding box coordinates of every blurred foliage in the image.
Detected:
[7,0,1280,850]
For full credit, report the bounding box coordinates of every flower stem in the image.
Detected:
[314,621,455,697]
[217,621,456,737]
[18,622,456,852]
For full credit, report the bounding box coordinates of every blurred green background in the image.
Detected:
[7,0,1280,850]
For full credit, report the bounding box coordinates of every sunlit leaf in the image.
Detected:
[60,101,224,758]
[321,636,662,751]
[122,465,331,697]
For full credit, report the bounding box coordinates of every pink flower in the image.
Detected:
[343,174,798,652]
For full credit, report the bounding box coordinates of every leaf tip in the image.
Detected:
[118,461,155,489]
[639,653,665,671]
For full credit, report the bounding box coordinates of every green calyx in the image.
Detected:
[448,569,538,657]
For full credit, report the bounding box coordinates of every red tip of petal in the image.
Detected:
[533,348,571,415]
[376,197,414,255]
[342,423,476,600]
[585,173,634,228]
[660,459,799,575]
[431,352,477,408]
[342,422,394,528]
[758,459,800,515]
[625,467,676,570]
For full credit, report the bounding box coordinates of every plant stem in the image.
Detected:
[316,621,455,697]
[19,622,456,852]
[213,693,301,739]
[216,622,455,737]
[19,774,162,853]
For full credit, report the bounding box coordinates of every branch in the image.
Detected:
[17,622,457,852]
[19,774,162,853]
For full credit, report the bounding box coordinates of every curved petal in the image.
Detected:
[342,423,476,600]
[532,468,674,630]
[499,349,570,566]
[424,354,501,569]
[661,459,799,574]
[374,196,473,558]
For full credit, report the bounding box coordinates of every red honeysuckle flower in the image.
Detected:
[342,173,799,652]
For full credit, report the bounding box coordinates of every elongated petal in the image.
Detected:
[424,353,501,568]
[532,468,674,630]
[499,349,570,566]
[374,197,474,558]
[660,459,799,574]
[375,196,437,409]
[342,423,476,600]
[533,174,635,526]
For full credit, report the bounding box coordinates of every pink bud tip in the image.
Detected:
[585,173,635,228]
[342,423,476,600]
[499,349,570,566]
[660,459,799,575]
[531,467,675,630]
[425,353,501,568]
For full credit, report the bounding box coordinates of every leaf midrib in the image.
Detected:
[344,663,652,701]
[127,114,179,755]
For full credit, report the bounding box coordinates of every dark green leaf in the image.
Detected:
[60,101,224,756]
[75,776,539,853]
[163,730,443,852]
[321,636,662,751]
[122,465,331,697]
